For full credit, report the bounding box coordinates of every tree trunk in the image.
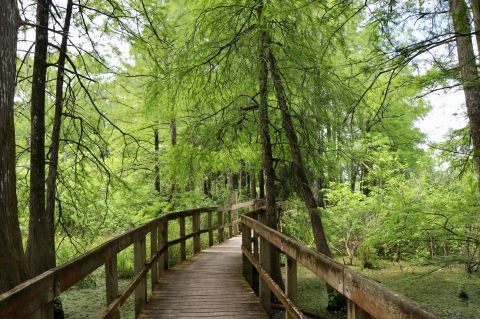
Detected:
[250,173,257,199]
[259,169,265,199]
[256,3,285,294]
[167,119,177,202]
[449,0,480,195]
[470,0,480,61]
[154,125,160,193]
[267,48,332,258]
[170,119,177,146]
[26,0,54,277]
[45,0,73,264]
[0,0,29,294]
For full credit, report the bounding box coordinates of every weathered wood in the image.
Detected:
[139,237,268,319]
[159,220,168,272]
[233,210,239,235]
[0,270,54,318]
[105,255,119,319]
[286,256,297,319]
[258,212,272,316]
[193,212,201,253]
[228,212,234,238]
[151,229,158,290]
[208,211,214,247]
[242,247,305,319]
[217,210,224,243]
[241,214,443,319]
[347,300,372,319]
[134,237,147,317]
[242,224,253,287]
[179,217,186,261]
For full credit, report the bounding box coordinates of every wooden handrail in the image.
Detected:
[0,201,255,319]
[240,211,445,319]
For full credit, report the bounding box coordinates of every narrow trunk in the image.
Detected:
[170,119,177,146]
[26,0,53,277]
[267,48,332,258]
[449,0,480,195]
[0,0,29,293]
[258,11,276,226]
[45,0,73,266]
[167,119,177,202]
[256,3,285,294]
[250,173,257,199]
[259,169,265,199]
[154,126,160,193]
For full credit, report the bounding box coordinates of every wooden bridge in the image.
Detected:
[0,200,444,319]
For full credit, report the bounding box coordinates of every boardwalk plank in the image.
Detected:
[139,236,268,319]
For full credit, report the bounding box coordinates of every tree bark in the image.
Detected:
[26,0,54,277]
[45,0,73,267]
[250,173,257,199]
[449,0,480,195]
[0,0,29,293]
[258,7,276,225]
[267,48,332,258]
[259,169,265,199]
[167,119,177,202]
[470,0,480,62]
[257,3,283,291]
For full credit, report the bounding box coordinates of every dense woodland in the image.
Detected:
[1,0,480,317]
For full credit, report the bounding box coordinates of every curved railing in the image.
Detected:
[240,209,445,319]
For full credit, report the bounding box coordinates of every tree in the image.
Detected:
[0,0,29,294]
[448,0,480,195]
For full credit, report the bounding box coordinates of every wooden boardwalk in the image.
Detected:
[139,236,268,319]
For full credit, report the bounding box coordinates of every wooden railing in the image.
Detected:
[0,200,258,319]
[240,209,445,319]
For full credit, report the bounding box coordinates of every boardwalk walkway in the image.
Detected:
[139,236,268,319]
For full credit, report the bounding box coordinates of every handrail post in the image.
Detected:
[207,211,214,247]
[218,210,224,243]
[285,256,297,319]
[151,228,158,291]
[180,216,186,260]
[105,255,119,319]
[258,214,272,316]
[159,219,168,271]
[347,300,372,319]
[193,211,201,253]
[242,222,253,288]
[134,236,147,317]
[233,209,239,235]
[228,211,233,238]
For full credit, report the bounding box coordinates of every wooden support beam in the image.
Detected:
[208,211,214,247]
[228,211,234,238]
[233,209,239,235]
[347,300,372,319]
[218,210,224,243]
[150,229,158,291]
[134,237,147,317]
[258,214,272,316]
[242,223,253,287]
[105,255,119,319]
[285,256,297,319]
[179,217,186,261]
[159,220,168,271]
[193,212,201,253]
